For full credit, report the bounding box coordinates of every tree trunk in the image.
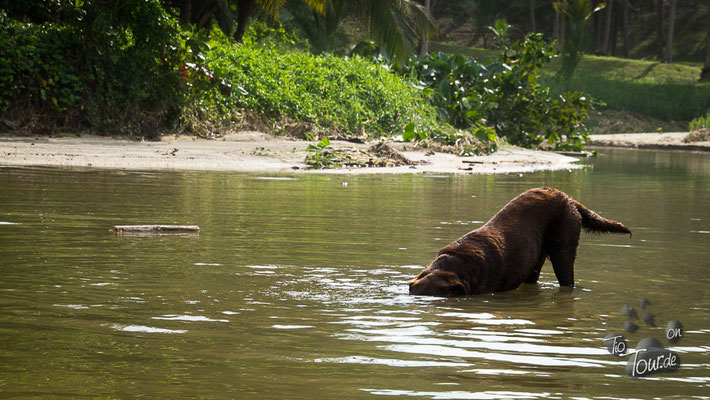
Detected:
[701,8,710,81]
[179,0,192,25]
[529,0,536,32]
[600,0,613,55]
[559,12,566,52]
[663,0,677,62]
[419,0,431,57]
[610,7,618,56]
[553,1,560,48]
[621,0,630,57]
[656,0,665,60]
[234,0,257,42]
[593,3,603,53]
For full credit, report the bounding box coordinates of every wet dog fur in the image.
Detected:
[409,187,631,296]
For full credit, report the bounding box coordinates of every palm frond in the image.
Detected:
[356,0,436,64]
[257,0,324,20]
[256,0,288,20]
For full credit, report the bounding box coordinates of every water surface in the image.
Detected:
[1,148,709,399]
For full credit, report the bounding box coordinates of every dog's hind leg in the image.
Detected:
[546,211,582,287]
[523,252,547,284]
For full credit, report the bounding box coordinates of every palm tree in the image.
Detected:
[284,0,435,65]
[354,0,436,64]
[282,0,348,55]
[166,0,325,42]
[554,0,605,79]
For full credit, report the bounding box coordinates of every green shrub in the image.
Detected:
[0,2,187,136]
[191,31,442,138]
[399,34,594,151]
[689,112,710,131]
[1,5,441,139]
[0,4,491,153]
[0,14,85,113]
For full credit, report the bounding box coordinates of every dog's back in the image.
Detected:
[410,187,631,296]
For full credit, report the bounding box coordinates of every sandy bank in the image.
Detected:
[589,132,710,152]
[0,132,583,174]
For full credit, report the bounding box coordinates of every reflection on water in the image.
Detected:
[1,148,709,399]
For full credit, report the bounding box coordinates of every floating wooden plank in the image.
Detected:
[112,225,200,234]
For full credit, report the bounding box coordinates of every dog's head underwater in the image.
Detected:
[409,268,470,297]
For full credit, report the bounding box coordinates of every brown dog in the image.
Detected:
[409,187,631,296]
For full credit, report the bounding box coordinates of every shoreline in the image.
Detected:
[0,132,583,175]
[1,131,706,175]
[588,132,710,152]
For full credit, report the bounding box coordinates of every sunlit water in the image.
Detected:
[1,148,708,399]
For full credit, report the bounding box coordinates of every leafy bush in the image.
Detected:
[0,13,85,114]
[689,111,710,131]
[398,34,594,151]
[1,4,448,141]
[189,31,442,139]
[0,2,490,156]
[0,2,187,136]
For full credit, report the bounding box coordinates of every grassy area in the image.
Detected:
[584,110,686,134]
[540,72,710,122]
[546,54,704,83]
[431,41,710,131]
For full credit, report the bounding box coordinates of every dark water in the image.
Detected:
[1,148,708,399]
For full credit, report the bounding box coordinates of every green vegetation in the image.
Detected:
[400,34,592,151]
[432,41,710,131]
[685,111,710,143]
[2,1,597,155]
[0,3,440,140]
[202,32,441,138]
[542,54,710,123]
[689,112,710,131]
[5,0,706,160]
[429,42,501,62]
[553,0,604,80]
[304,136,417,169]
[0,2,183,136]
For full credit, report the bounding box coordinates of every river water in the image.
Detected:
[1,148,708,399]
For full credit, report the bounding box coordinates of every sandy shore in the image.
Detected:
[589,132,710,151]
[0,132,584,174]
[1,131,705,174]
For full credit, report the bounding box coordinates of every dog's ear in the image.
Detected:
[414,269,430,280]
[451,280,470,296]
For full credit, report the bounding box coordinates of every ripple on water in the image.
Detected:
[272,325,314,329]
[113,325,187,334]
[53,304,89,309]
[313,356,471,368]
[360,389,552,399]
[151,314,229,323]
[383,344,618,368]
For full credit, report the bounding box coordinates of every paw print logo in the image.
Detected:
[603,298,683,378]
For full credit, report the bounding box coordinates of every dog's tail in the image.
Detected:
[574,200,632,236]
